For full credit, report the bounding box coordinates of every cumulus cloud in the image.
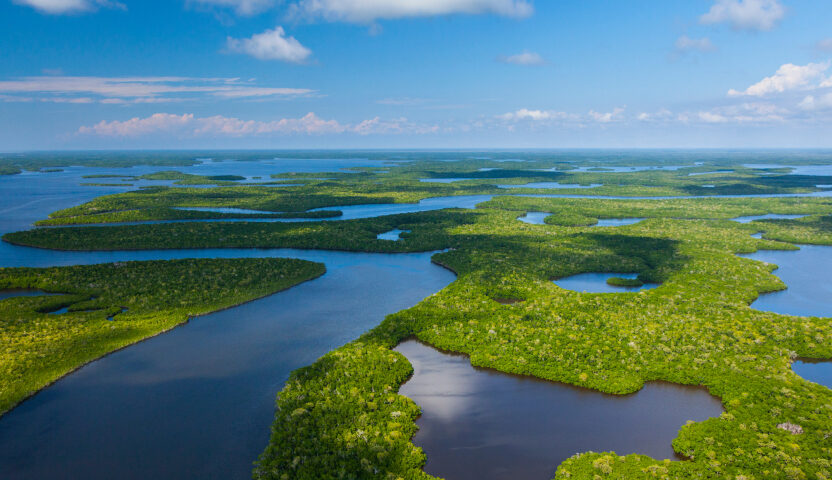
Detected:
[497,51,546,66]
[799,93,832,111]
[226,27,312,63]
[288,0,533,23]
[0,76,313,103]
[588,107,625,123]
[497,107,626,125]
[497,109,569,122]
[12,0,124,14]
[700,0,785,31]
[78,112,438,137]
[728,62,830,96]
[674,36,716,54]
[188,0,276,16]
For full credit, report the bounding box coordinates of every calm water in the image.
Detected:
[596,218,645,227]
[2,157,831,479]
[554,273,659,293]
[378,229,410,241]
[396,340,723,480]
[497,182,602,189]
[0,158,456,480]
[518,213,643,227]
[0,290,60,301]
[794,360,832,389]
[739,245,832,317]
[731,214,807,223]
[518,212,550,225]
[0,249,455,480]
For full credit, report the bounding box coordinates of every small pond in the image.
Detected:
[0,290,61,301]
[595,218,645,227]
[518,212,550,225]
[377,229,410,241]
[554,273,659,293]
[175,207,277,215]
[498,182,602,190]
[731,214,807,223]
[518,214,644,228]
[419,178,474,183]
[395,340,723,480]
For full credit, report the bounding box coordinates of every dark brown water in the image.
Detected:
[395,340,724,480]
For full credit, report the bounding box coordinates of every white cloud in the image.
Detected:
[637,109,673,122]
[589,107,625,123]
[728,62,830,96]
[79,113,197,136]
[497,51,546,66]
[674,35,716,54]
[0,76,313,103]
[799,94,832,111]
[226,27,312,63]
[78,112,438,137]
[497,109,569,122]
[188,0,275,16]
[289,0,533,23]
[12,0,124,14]
[700,0,785,31]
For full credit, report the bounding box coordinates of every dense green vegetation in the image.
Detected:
[606,276,644,287]
[253,209,832,480]
[0,258,325,415]
[6,154,832,479]
[23,157,832,226]
[0,165,22,175]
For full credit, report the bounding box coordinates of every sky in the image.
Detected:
[1,0,831,150]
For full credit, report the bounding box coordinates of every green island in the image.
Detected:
[3,156,832,480]
[0,258,325,415]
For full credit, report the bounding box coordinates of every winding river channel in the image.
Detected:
[0,162,455,480]
[2,160,831,480]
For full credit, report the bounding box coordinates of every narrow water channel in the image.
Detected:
[0,249,455,480]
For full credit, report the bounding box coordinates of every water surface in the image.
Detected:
[554,273,659,293]
[378,229,410,241]
[0,249,455,480]
[739,245,832,317]
[731,214,807,223]
[396,340,723,480]
[0,289,61,301]
[498,182,602,189]
[793,360,832,389]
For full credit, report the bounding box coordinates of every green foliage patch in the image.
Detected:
[0,258,325,415]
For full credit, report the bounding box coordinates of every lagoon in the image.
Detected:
[396,340,723,480]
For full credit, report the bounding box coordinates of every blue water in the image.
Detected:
[498,182,602,189]
[518,212,550,225]
[739,245,832,318]
[596,218,645,227]
[731,214,808,223]
[420,178,474,183]
[554,273,659,293]
[0,290,61,301]
[517,213,643,227]
[175,207,277,214]
[377,229,410,241]
[0,158,454,480]
[794,360,832,389]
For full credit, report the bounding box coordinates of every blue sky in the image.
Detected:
[1,0,831,150]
